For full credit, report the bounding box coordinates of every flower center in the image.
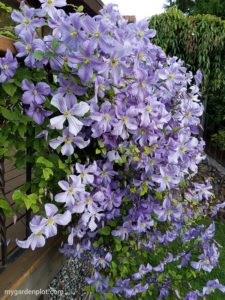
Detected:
[64,111,71,117]
[102,171,107,177]
[84,57,90,64]
[35,232,42,237]
[48,217,55,225]
[138,31,144,38]
[140,81,145,88]
[99,85,105,91]
[122,116,128,123]
[47,0,54,5]
[164,176,170,182]
[146,106,152,113]
[111,58,119,66]
[87,197,93,204]
[70,30,78,37]
[180,146,187,153]
[95,31,100,38]
[168,74,174,79]
[65,137,72,143]
[167,209,172,215]
[35,108,40,113]
[33,89,38,95]
[69,188,75,193]
[185,112,191,118]
[25,45,32,52]
[2,64,8,70]
[103,114,110,121]
[24,18,30,25]
[138,52,144,60]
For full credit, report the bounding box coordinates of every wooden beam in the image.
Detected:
[0,36,16,54]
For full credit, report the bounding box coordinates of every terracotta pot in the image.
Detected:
[0,35,16,54]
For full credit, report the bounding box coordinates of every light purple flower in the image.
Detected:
[50,94,89,135]
[41,203,71,238]
[11,5,44,36]
[55,175,86,206]
[49,128,90,156]
[16,216,46,250]
[22,79,51,105]
[154,199,182,222]
[0,50,18,83]
[26,102,52,124]
[39,0,66,18]
[203,279,225,296]
[76,162,97,185]
[86,271,109,293]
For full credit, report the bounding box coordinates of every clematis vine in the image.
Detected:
[2,0,224,298]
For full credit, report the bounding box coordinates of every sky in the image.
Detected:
[102,0,166,20]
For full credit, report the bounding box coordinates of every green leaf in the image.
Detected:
[36,156,54,168]
[43,168,54,180]
[2,82,17,96]
[140,182,148,196]
[95,148,101,155]
[23,193,38,210]
[76,5,84,12]
[0,197,13,215]
[0,107,14,120]
[100,226,111,236]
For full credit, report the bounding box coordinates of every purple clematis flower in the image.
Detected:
[202,279,225,296]
[58,74,87,102]
[191,242,219,272]
[86,271,109,293]
[22,79,51,105]
[15,33,46,67]
[0,50,18,83]
[184,290,201,300]
[154,199,182,222]
[96,161,117,185]
[61,13,85,47]
[124,283,149,298]
[134,215,154,233]
[49,128,90,156]
[152,166,180,191]
[26,102,52,124]
[11,5,45,37]
[193,182,213,201]
[55,175,86,206]
[112,106,138,140]
[76,162,97,185]
[16,216,46,250]
[39,0,66,18]
[41,203,71,238]
[68,40,106,82]
[91,101,116,137]
[50,94,89,135]
[132,264,152,280]
[81,206,104,231]
[112,221,131,240]
[91,252,112,269]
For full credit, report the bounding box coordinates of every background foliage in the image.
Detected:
[164,0,225,19]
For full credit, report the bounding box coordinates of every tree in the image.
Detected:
[164,0,225,19]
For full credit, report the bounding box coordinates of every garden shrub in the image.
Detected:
[0,1,225,299]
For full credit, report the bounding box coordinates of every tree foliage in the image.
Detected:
[164,0,225,19]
